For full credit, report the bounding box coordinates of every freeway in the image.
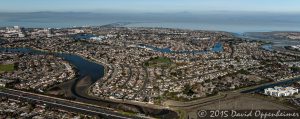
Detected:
[241,76,300,93]
[0,88,146,119]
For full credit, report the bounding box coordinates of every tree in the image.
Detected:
[291,66,300,73]
[183,84,195,96]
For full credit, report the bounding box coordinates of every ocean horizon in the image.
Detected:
[1,11,300,33]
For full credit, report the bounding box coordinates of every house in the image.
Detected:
[0,78,15,87]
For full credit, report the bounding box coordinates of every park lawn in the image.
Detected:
[145,57,172,67]
[0,64,15,73]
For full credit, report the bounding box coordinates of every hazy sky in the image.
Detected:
[1,0,300,13]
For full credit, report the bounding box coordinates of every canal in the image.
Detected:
[0,47,105,92]
[0,48,105,98]
[138,42,223,54]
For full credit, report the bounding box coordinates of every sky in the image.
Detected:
[1,0,300,13]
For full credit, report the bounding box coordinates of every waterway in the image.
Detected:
[236,33,300,93]
[139,42,223,54]
[240,33,300,47]
[0,47,104,83]
[73,34,96,40]
[261,44,273,51]
[0,47,178,118]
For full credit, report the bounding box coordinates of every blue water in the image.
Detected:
[261,44,273,51]
[0,47,104,83]
[73,34,96,40]
[1,12,300,33]
[211,42,223,52]
[139,42,223,54]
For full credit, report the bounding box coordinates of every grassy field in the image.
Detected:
[176,109,187,119]
[0,64,15,73]
[144,57,172,67]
